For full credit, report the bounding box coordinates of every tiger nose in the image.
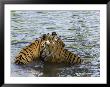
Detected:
[45,40,50,44]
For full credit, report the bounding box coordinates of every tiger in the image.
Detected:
[40,37,83,65]
[47,32,65,47]
[14,32,65,65]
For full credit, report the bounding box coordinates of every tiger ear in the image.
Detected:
[52,32,57,36]
[47,33,50,35]
[42,34,47,40]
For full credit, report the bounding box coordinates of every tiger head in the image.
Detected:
[40,32,64,48]
[40,32,64,61]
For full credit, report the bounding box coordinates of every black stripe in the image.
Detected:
[27,49,34,59]
[77,57,80,64]
[68,51,72,59]
[64,49,67,54]
[15,59,19,64]
[64,49,67,59]
[19,54,26,61]
[27,47,33,54]
[19,55,28,64]
[35,39,39,43]
[71,55,76,64]
[67,53,71,61]
[23,48,29,53]
[33,43,37,48]
[29,41,38,49]
[38,39,40,44]
[74,54,79,63]
[65,50,70,61]
[19,52,29,62]
[23,48,33,62]
[56,44,59,50]
[64,49,68,59]
[69,53,73,63]
[20,51,26,56]
[59,47,63,57]
[74,54,76,57]
[24,53,32,62]
[16,55,26,64]
[72,57,75,63]
[34,41,39,48]
[17,60,20,64]
[32,43,37,49]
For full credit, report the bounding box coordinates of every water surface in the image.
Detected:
[11,10,100,77]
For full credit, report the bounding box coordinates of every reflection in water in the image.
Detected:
[42,63,59,77]
[11,10,100,77]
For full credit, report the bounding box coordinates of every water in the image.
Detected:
[11,10,100,77]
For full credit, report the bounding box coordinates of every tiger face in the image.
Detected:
[40,32,65,61]
[40,32,65,50]
[40,36,61,61]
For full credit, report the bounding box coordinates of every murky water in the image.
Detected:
[11,10,100,77]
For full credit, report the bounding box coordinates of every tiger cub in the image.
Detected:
[41,38,83,65]
[14,32,65,65]
[14,34,49,64]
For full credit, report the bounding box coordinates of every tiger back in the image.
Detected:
[14,34,51,64]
